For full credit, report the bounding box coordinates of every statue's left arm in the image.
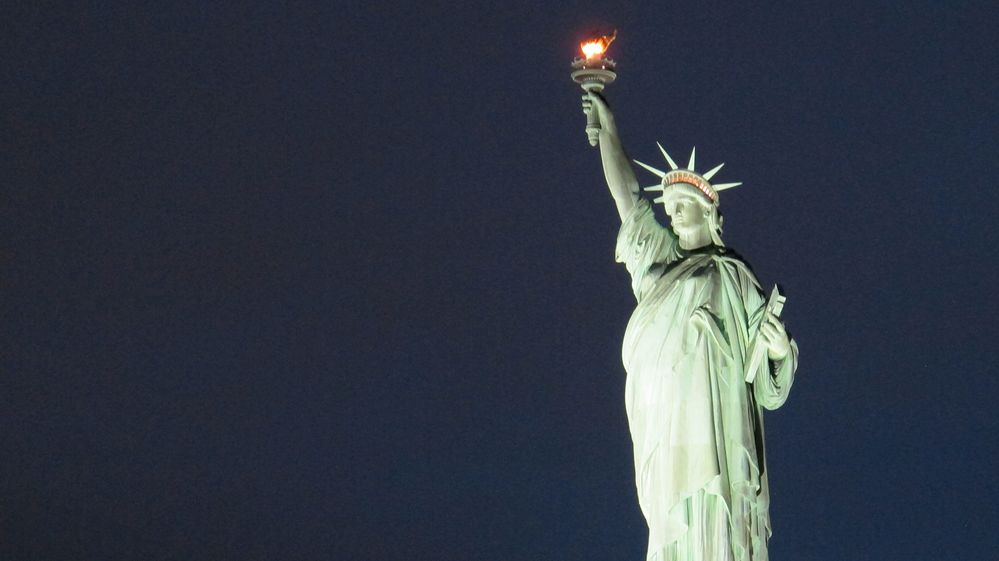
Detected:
[755,337,798,410]
[755,291,797,410]
[722,258,798,410]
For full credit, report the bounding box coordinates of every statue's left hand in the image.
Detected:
[761,311,791,361]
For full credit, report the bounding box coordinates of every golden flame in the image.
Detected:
[580,30,617,60]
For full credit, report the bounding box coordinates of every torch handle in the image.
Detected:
[580,82,605,147]
[585,105,601,146]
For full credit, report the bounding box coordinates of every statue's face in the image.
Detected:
[665,193,709,235]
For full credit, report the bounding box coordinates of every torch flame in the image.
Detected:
[580,29,617,60]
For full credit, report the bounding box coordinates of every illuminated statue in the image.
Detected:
[582,92,799,561]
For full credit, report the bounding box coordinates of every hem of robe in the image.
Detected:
[644,444,770,555]
[647,485,736,561]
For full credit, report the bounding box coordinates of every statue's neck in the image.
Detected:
[677,229,713,251]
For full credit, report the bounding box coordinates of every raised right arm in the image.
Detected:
[583,92,640,222]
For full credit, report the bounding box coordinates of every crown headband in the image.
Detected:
[635,143,742,206]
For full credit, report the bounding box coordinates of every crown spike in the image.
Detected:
[633,159,666,178]
[702,163,725,181]
[713,182,742,191]
[687,147,696,171]
[643,184,664,192]
[656,142,679,170]
[652,196,665,204]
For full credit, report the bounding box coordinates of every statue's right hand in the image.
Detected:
[581,92,616,132]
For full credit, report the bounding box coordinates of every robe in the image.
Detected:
[615,199,798,561]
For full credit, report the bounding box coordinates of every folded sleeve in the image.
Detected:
[615,199,679,300]
[754,339,798,410]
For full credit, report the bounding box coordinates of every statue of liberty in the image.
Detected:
[581,91,799,561]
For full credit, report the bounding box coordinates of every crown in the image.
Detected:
[634,143,742,206]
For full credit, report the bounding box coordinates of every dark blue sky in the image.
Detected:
[4,2,997,559]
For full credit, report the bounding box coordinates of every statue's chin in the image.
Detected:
[671,224,704,237]
[672,224,714,250]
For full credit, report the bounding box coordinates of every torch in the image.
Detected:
[571,30,618,147]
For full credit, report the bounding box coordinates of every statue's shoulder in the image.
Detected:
[713,246,750,265]
[712,247,761,283]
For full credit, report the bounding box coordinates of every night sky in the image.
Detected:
[5,2,998,559]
